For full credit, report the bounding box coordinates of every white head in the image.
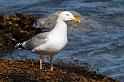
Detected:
[58,11,80,23]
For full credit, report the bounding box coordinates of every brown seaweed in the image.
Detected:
[0,60,120,82]
[0,33,17,54]
[0,13,49,54]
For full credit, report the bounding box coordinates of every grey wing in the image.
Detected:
[23,32,49,50]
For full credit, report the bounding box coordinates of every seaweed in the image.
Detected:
[0,13,49,54]
[0,60,120,82]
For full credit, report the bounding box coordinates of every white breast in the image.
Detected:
[32,32,68,53]
[32,17,68,54]
[47,35,68,51]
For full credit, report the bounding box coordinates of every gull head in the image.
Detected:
[58,11,80,23]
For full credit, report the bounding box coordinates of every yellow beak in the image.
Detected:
[71,18,80,23]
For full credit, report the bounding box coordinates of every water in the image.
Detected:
[0,0,124,81]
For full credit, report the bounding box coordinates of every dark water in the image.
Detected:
[0,0,124,81]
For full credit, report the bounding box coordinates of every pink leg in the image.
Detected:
[40,56,44,69]
[50,56,53,71]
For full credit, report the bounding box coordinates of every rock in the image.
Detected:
[0,60,119,82]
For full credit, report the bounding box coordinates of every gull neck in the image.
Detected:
[49,18,67,37]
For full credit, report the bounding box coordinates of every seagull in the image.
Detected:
[22,11,80,71]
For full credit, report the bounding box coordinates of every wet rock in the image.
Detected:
[0,60,119,82]
[0,33,17,54]
[0,13,49,54]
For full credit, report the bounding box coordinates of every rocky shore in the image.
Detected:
[0,60,119,82]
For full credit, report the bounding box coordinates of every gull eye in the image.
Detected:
[66,14,69,16]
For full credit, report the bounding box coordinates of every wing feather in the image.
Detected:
[23,32,49,50]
